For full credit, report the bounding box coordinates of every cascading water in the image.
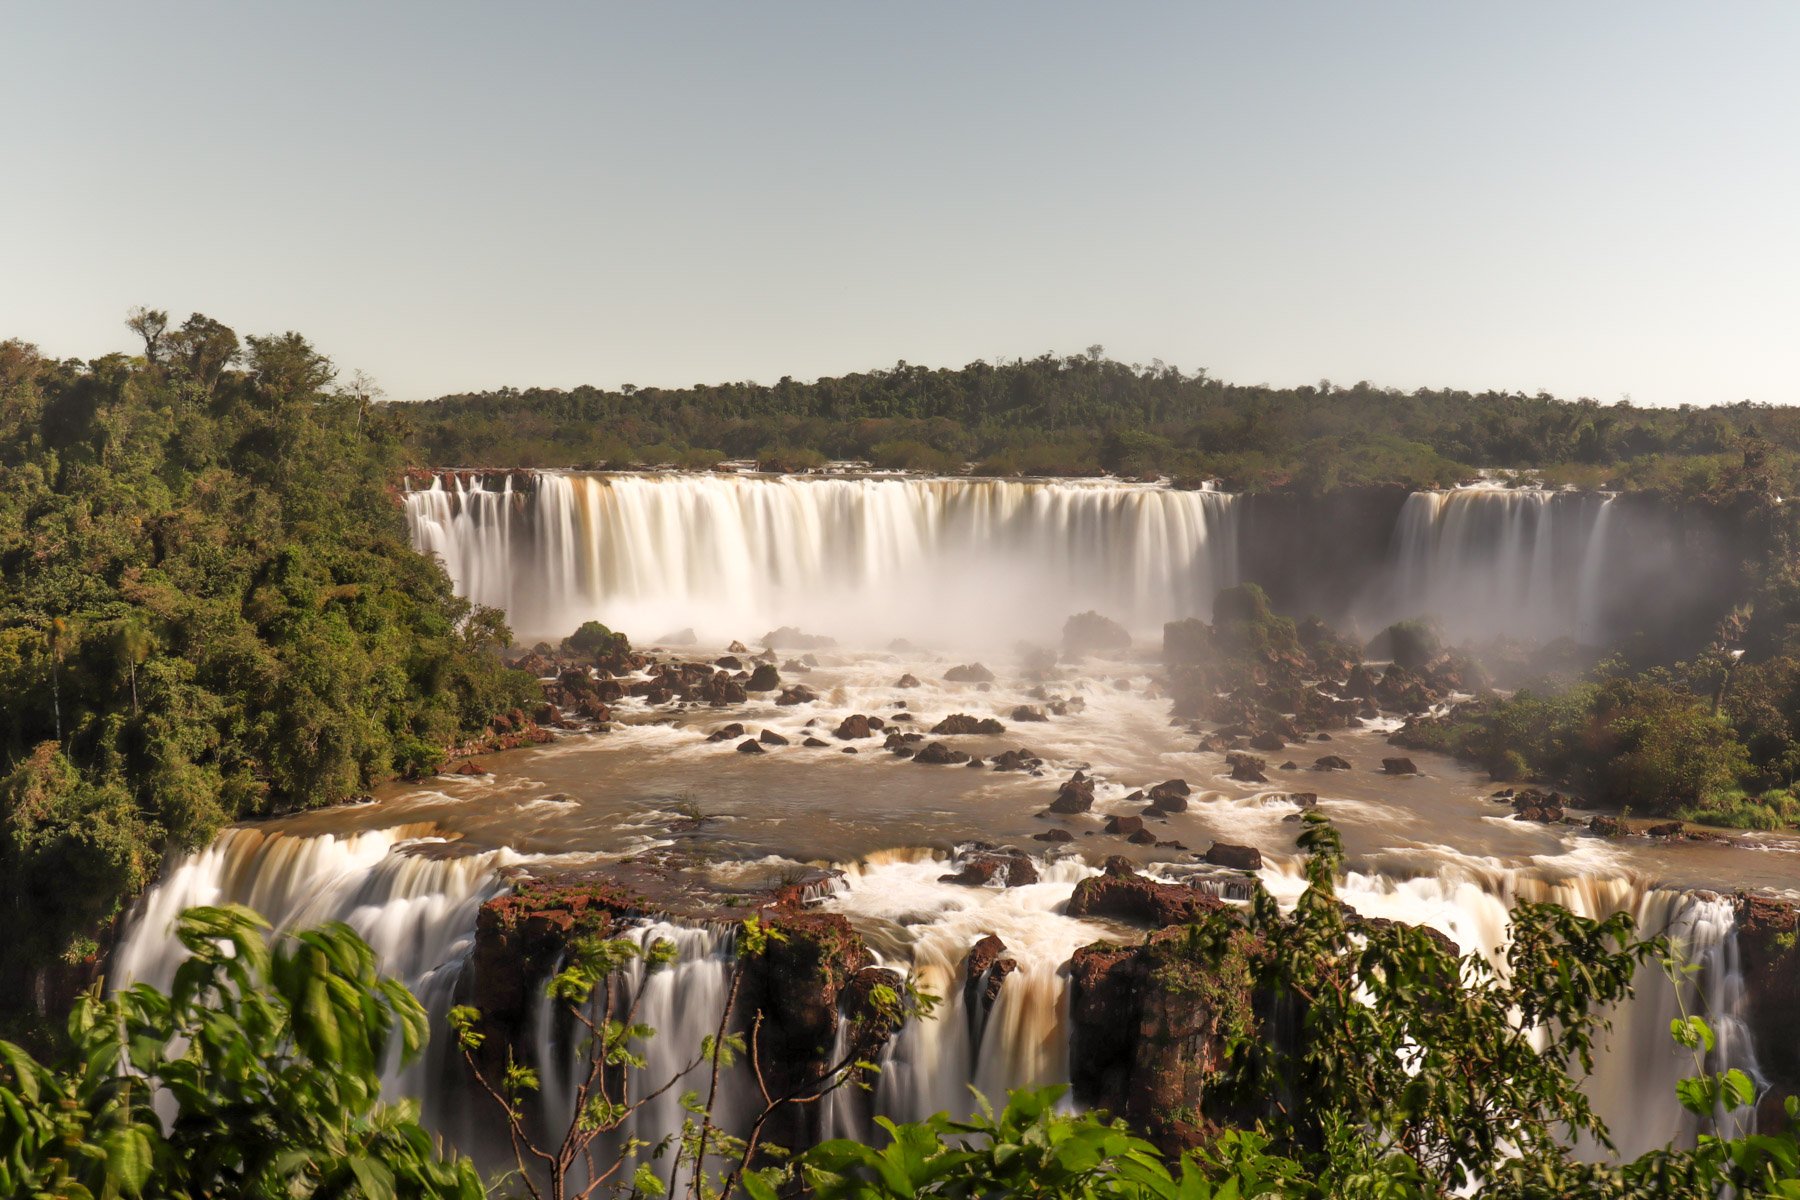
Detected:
[1373,487,1619,643]
[111,823,526,1137]
[403,472,1240,644]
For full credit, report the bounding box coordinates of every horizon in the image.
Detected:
[7,3,1798,407]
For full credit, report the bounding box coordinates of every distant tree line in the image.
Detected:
[396,349,1799,498]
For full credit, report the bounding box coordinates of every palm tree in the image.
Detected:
[46,616,79,744]
[115,618,156,715]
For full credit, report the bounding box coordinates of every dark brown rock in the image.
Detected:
[939,849,1039,888]
[914,741,970,765]
[1048,771,1097,814]
[1067,858,1226,926]
[1105,815,1145,837]
[1032,828,1075,843]
[1381,757,1418,776]
[776,684,818,706]
[759,729,789,746]
[931,713,1007,736]
[1314,755,1352,771]
[1011,704,1049,722]
[1203,842,1263,870]
[945,663,996,683]
[1147,779,1191,812]
[835,714,875,740]
[737,738,766,754]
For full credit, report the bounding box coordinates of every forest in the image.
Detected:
[402,349,1800,498]
[0,313,533,1036]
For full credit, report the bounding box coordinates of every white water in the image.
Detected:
[1374,488,1617,643]
[404,472,1239,644]
[111,823,525,1130]
[111,820,1763,1165]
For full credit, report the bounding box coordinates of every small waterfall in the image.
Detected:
[111,823,524,1134]
[402,472,1240,644]
[528,922,746,1192]
[1376,487,1620,643]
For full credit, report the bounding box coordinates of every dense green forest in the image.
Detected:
[0,312,533,1024]
[401,350,1800,497]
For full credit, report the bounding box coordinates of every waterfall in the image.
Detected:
[403,472,1240,645]
[110,822,1768,1167]
[111,823,525,1135]
[1375,487,1621,643]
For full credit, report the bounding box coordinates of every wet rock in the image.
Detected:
[1105,815,1145,837]
[939,849,1039,888]
[841,747,858,754]
[1314,755,1352,771]
[1048,771,1097,814]
[914,741,970,765]
[1127,828,1159,845]
[1286,792,1319,809]
[890,745,915,759]
[715,655,743,671]
[1381,757,1418,776]
[966,756,986,768]
[966,934,1018,1013]
[1011,705,1049,722]
[1147,779,1191,813]
[1067,857,1226,926]
[802,736,829,747]
[737,738,766,754]
[834,714,876,740]
[1032,828,1075,843]
[1226,753,1268,784]
[931,713,1007,736]
[727,640,748,653]
[1155,839,1188,850]
[945,663,996,683]
[759,729,789,746]
[990,748,1043,772]
[1736,895,1800,1104]
[1248,730,1286,752]
[1069,925,1254,1155]
[1646,821,1685,838]
[1586,815,1626,837]
[706,723,747,742]
[453,760,489,776]
[747,664,781,692]
[895,673,921,688]
[1203,842,1263,870]
[776,684,818,706]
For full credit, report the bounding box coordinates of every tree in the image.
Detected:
[0,905,482,1198]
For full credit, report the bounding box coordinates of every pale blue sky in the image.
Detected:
[3,4,1796,404]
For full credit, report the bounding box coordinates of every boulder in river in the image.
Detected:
[1587,814,1626,837]
[758,729,789,746]
[736,738,766,754]
[776,684,818,706]
[895,673,921,688]
[939,849,1038,888]
[1147,779,1191,812]
[706,723,747,742]
[1645,821,1684,838]
[990,748,1043,772]
[747,664,781,692]
[931,713,1006,736]
[802,736,829,747]
[1105,815,1145,837]
[1204,842,1262,870]
[1248,730,1286,752]
[1011,705,1049,722]
[834,714,875,740]
[453,760,489,776]
[1226,753,1268,784]
[1048,771,1096,814]
[727,640,748,653]
[1033,828,1075,843]
[1067,857,1224,926]
[945,663,996,683]
[1381,757,1418,776]
[965,934,1018,1011]
[914,741,970,765]
[1314,755,1352,771]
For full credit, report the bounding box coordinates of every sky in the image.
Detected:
[3,3,1797,405]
